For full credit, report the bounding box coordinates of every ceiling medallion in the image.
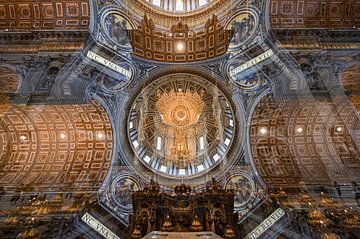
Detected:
[225,9,260,52]
[128,73,235,178]
[226,58,261,90]
[110,174,141,212]
[100,8,135,51]
[156,89,204,127]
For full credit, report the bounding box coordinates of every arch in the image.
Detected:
[0,100,114,193]
[250,95,360,189]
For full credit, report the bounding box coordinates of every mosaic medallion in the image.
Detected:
[226,10,259,51]
[227,58,261,89]
[100,9,134,51]
[111,175,141,211]
[225,173,255,209]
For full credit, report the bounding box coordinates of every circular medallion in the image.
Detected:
[226,10,259,52]
[111,175,141,211]
[128,73,235,178]
[225,173,255,208]
[226,59,261,89]
[100,10,135,51]
[99,62,134,92]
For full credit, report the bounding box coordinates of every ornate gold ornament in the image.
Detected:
[156,90,204,127]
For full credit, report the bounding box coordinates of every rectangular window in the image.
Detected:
[224,138,231,146]
[197,164,204,171]
[229,119,234,127]
[199,0,207,6]
[176,0,184,10]
[213,153,220,162]
[133,140,139,148]
[153,0,161,7]
[144,155,151,163]
[156,137,162,150]
[199,136,205,150]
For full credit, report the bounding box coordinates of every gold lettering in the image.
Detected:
[244,208,285,239]
[87,50,132,79]
[229,50,274,77]
[81,213,120,239]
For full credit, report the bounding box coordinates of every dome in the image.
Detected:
[127,73,235,177]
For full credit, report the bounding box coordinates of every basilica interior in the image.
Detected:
[0,0,360,238]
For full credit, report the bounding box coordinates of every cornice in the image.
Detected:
[272,29,360,51]
[0,31,89,42]
[0,43,85,53]
[120,0,236,29]
[0,31,88,53]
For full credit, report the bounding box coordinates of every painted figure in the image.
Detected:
[104,13,131,48]
[227,175,253,207]
[114,178,139,208]
[229,12,256,48]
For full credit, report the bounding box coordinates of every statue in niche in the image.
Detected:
[42,67,59,91]
[301,63,327,91]
[309,70,327,91]
[212,210,226,236]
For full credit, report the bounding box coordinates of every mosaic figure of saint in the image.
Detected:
[229,13,256,48]
[104,14,131,48]
[112,18,129,46]
[227,175,253,207]
[114,178,138,208]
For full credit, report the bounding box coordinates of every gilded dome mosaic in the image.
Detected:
[128,73,235,177]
